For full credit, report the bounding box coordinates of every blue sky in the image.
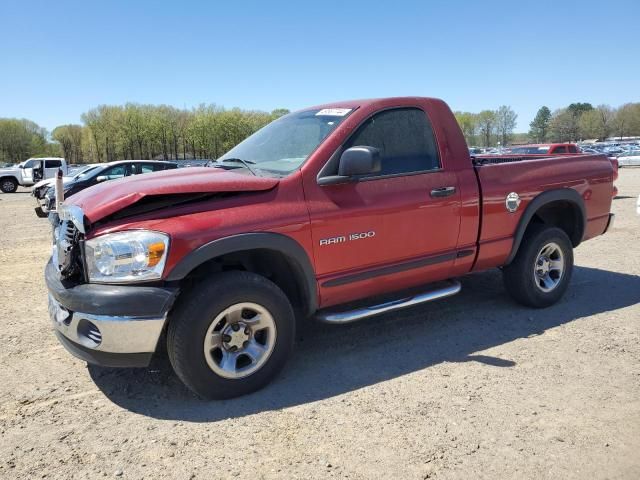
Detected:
[1,0,638,132]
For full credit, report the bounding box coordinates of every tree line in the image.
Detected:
[456,102,640,147]
[528,103,640,143]
[454,106,518,147]
[3,100,640,165]
[1,104,289,165]
[0,118,58,164]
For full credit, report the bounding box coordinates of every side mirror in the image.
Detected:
[96,175,107,182]
[318,146,381,186]
[338,146,381,176]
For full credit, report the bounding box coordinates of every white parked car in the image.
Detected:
[0,157,68,193]
[31,164,100,216]
[617,150,640,167]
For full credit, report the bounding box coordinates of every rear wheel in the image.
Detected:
[0,178,18,193]
[502,225,574,308]
[167,271,295,399]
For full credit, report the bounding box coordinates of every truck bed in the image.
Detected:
[471,153,615,271]
[472,153,579,165]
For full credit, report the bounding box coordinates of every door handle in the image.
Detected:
[430,186,456,198]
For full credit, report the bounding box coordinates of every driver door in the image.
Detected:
[21,159,36,184]
[304,107,461,307]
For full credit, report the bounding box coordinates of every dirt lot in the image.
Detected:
[0,171,639,480]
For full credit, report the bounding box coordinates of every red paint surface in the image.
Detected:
[66,97,614,310]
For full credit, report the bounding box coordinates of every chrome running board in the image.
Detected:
[316,279,461,324]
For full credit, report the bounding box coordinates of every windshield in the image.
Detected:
[510,146,551,154]
[217,108,354,175]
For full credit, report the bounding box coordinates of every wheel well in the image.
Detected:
[526,200,584,247]
[180,249,310,316]
[0,176,18,183]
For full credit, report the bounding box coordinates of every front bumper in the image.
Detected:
[45,259,178,367]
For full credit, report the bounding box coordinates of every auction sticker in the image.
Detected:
[316,108,352,116]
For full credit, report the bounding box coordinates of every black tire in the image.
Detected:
[167,271,295,400]
[0,177,18,193]
[502,225,574,308]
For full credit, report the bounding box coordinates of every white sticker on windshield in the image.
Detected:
[316,108,352,117]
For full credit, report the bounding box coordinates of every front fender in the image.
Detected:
[165,232,318,315]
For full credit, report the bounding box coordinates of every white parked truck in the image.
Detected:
[0,157,67,193]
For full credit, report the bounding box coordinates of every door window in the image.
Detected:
[45,160,62,168]
[344,108,441,177]
[135,163,170,174]
[101,165,129,180]
[553,146,567,154]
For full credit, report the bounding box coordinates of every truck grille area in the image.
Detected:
[55,219,84,280]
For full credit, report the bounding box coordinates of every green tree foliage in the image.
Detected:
[529,106,552,142]
[612,103,640,139]
[549,108,577,142]
[72,103,285,163]
[4,101,640,163]
[455,107,516,147]
[52,125,84,163]
[477,110,497,147]
[577,105,615,140]
[495,105,518,146]
[270,108,290,119]
[567,103,594,118]
[0,118,52,163]
[454,111,479,146]
[544,102,640,141]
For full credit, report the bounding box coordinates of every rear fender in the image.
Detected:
[505,189,586,265]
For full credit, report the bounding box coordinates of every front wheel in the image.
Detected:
[0,178,18,193]
[502,225,574,308]
[167,271,295,399]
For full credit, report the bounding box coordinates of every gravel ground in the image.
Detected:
[0,171,639,480]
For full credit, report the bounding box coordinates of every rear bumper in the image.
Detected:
[45,259,178,367]
[603,213,615,234]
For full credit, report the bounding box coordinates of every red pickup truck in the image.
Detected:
[508,143,581,155]
[46,97,615,399]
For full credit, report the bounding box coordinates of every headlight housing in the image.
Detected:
[85,230,169,283]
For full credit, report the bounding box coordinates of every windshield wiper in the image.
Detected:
[219,158,258,176]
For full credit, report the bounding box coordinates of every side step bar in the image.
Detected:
[316,279,461,324]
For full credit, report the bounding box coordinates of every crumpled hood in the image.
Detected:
[65,167,279,224]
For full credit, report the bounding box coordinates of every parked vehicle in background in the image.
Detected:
[32,164,100,217]
[500,144,618,192]
[508,143,581,155]
[617,150,640,167]
[580,148,600,154]
[0,157,67,193]
[45,97,615,400]
[177,159,212,168]
[41,160,177,215]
